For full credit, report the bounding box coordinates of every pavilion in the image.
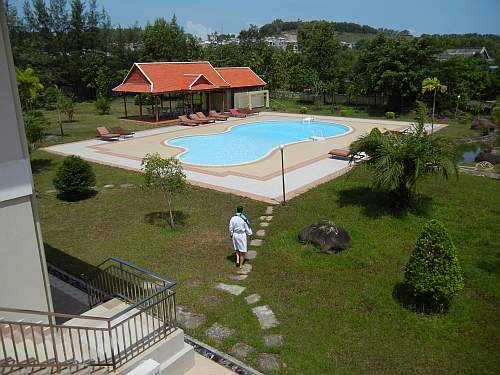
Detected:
[112,61,269,122]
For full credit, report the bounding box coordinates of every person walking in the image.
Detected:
[229,206,253,268]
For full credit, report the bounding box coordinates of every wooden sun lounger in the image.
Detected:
[112,127,135,138]
[96,126,120,141]
[178,115,200,126]
[329,148,366,163]
[189,113,214,124]
[229,108,247,118]
[197,112,225,122]
[209,110,229,120]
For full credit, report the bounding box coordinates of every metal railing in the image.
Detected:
[0,258,177,373]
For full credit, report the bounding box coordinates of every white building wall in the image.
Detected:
[0,1,52,320]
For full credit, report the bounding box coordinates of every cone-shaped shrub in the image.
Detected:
[404,219,464,306]
[53,156,96,200]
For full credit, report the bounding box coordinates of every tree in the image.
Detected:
[404,219,464,310]
[58,93,75,123]
[16,67,44,111]
[53,155,96,200]
[23,111,46,150]
[422,77,447,134]
[141,153,187,229]
[349,102,457,206]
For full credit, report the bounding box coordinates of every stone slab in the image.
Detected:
[236,263,252,275]
[250,239,264,247]
[259,216,267,221]
[206,323,234,343]
[245,250,257,260]
[252,305,279,329]
[265,206,274,215]
[264,334,284,347]
[265,216,273,221]
[120,183,135,188]
[176,306,206,330]
[260,222,269,227]
[229,274,248,281]
[245,293,261,305]
[215,283,246,296]
[229,342,254,358]
[259,353,283,371]
[256,229,266,237]
[103,184,115,188]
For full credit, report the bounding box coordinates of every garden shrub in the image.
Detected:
[404,219,464,310]
[53,156,96,200]
[24,111,47,151]
[385,111,395,119]
[95,97,111,115]
[339,109,348,116]
[299,106,308,114]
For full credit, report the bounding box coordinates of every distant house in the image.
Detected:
[340,41,356,48]
[265,34,299,52]
[436,47,493,61]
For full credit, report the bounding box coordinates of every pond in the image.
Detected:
[456,143,488,164]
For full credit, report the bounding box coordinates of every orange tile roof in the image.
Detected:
[216,67,267,88]
[113,62,265,94]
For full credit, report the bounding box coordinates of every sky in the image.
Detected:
[12,0,500,39]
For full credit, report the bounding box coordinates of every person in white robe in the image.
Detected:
[229,206,253,268]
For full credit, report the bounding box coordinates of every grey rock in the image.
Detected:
[229,342,254,358]
[205,323,234,343]
[256,229,266,237]
[298,220,352,253]
[120,183,135,188]
[264,334,284,347]
[175,306,206,330]
[246,250,257,260]
[245,293,261,304]
[259,353,283,371]
[260,222,269,227]
[475,151,500,165]
[265,206,274,215]
[252,305,279,329]
[229,274,248,281]
[250,239,264,247]
[103,184,115,188]
[237,263,252,275]
[215,283,246,295]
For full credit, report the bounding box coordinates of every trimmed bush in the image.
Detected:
[53,156,96,200]
[95,97,111,115]
[404,219,464,309]
[299,106,308,114]
[385,111,395,119]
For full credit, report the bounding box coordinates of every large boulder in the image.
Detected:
[475,151,500,165]
[298,220,351,253]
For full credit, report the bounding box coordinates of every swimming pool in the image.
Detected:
[166,120,351,166]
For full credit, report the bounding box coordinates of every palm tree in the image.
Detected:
[350,102,456,206]
[422,77,447,134]
[15,67,44,111]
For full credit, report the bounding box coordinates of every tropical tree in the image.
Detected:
[349,102,457,206]
[141,153,187,229]
[16,67,44,111]
[422,77,447,133]
[23,111,47,151]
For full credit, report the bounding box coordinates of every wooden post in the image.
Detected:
[155,96,159,122]
[139,95,143,118]
[190,92,194,114]
[182,94,185,114]
[160,95,163,109]
[169,93,172,117]
[222,90,225,112]
[208,91,212,112]
[123,95,127,118]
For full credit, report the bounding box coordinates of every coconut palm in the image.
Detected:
[350,102,457,206]
[422,77,447,134]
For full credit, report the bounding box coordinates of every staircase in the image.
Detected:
[0,258,194,374]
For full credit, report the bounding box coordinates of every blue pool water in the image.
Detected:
[166,120,351,166]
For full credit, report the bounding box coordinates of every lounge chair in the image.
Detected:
[178,115,200,126]
[382,129,401,136]
[238,107,258,116]
[112,127,135,138]
[229,108,247,118]
[96,127,120,141]
[209,110,229,120]
[197,111,225,122]
[329,148,366,163]
[189,113,214,124]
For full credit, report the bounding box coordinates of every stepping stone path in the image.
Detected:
[175,306,206,330]
[265,216,273,222]
[237,263,252,275]
[245,250,257,260]
[215,283,246,296]
[264,334,284,347]
[229,274,248,281]
[120,183,135,188]
[256,229,266,237]
[265,206,274,215]
[259,353,283,371]
[252,305,279,329]
[206,323,234,343]
[103,184,115,188]
[229,342,254,358]
[250,239,264,247]
[245,293,261,305]
[260,222,269,227]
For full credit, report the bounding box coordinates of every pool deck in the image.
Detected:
[43,112,445,203]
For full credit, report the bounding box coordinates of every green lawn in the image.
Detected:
[33,116,500,373]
